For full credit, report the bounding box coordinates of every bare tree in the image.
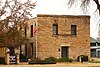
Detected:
[0,0,36,47]
[0,0,36,31]
[68,0,100,14]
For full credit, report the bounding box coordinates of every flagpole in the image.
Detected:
[36,19,38,58]
[36,31,37,58]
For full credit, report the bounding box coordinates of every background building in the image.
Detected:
[90,37,100,58]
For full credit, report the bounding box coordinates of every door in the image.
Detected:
[98,51,100,57]
[61,47,69,58]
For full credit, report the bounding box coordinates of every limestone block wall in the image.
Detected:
[21,18,36,58]
[37,14,90,59]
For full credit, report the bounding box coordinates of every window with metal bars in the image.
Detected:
[71,25,77,35]
[53,24,58,35]
[30,25,33,37]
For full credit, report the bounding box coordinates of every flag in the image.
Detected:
[34,26,37,36]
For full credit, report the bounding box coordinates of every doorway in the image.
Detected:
[61,47,69,58]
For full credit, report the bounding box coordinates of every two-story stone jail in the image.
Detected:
[21,14,90,60]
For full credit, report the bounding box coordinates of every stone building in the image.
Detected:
[20,18,37,59]
[0,14,90,64]
[22,14,90,60]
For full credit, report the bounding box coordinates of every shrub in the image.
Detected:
[81,55,88,61]
[45,57,57,63]
[77,55,88,62]
[20,54,28,62]
[29,57,40,64]
[29,57,57,64]
[29,57,73,64]
[0,57,5,64]
[57,58,73,62]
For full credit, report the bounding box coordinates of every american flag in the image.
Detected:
[34,25,37,36]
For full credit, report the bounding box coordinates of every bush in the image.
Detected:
[29,57,57,64]
[29,57,73,64]
[20,54,28,62]
[45,57,57,63]
[81,55,88,61]
[0,57,5,64]
[57,58,73,62]
[77,55,88,62]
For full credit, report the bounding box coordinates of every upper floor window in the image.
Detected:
[71,25,77,35]
[31,25,33,37]
[53,24,58,35]
[90,43,96,46]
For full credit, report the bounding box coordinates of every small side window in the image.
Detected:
[31,25,33,37]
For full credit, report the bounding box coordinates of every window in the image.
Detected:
[25,44,27,57]
[98,43,100,46]
[71,25,77,35]
[53,24,58,35]
[25,27,27,37]
[97,51,100,57]
[31,25,33,37]
[90,43,96,47]
[31,43,33,56]
[90,49,96,57]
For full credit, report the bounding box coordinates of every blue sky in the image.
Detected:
[32,0,99,39]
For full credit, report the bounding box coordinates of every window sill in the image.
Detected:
[71,35,77,37]
[52,34,59,37]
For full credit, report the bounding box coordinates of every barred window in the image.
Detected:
[53,24,58,35]
[71,25,77,35]
[25,27,27,37]
[31,25,33,37]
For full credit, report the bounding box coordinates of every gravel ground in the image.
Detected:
[0,62,100,67]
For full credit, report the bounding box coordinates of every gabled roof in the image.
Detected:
[90,37,100,43]
[90,37,97,43]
